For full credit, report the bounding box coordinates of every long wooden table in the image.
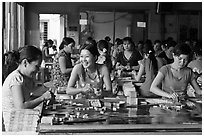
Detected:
[39,75,201,135]
[38,96,202,135]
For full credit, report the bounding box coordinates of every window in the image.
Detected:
[40,22,48,42]
[3,2,25,52]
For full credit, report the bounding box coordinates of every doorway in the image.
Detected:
[39,14,65,51]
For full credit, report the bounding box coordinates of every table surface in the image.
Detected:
[38,96,202,134]
[39,74,202,134]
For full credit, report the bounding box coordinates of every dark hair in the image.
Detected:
[115,38,121,43]
[105,36,111,41]
[47,39,54,45]
[80,43,99,57]
[97,40,109,52]
[17,45,42,63]
[116,39,123,45]
[154,40,161,45]
[143,42,158,75]
[5,50,19,65]
[123,37,136,50]
[195,50,202,57]
[43,39,53,47]
[52,45,57,50]
[87,36,93,41]
[145,39,152,46]
[167,40,177,48]
[138,40,144,45]
[85,38,96,46]
[59,37,75,50]
[173,43,192,56]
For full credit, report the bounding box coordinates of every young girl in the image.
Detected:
[66,43,112,99]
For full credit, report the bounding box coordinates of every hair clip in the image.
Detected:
[103,48,107,53]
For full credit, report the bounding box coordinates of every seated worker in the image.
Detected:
[188,48,202,75]
[52,37,75,87]
[150,43,202,102]
[2,46,53,110]
[115,37,143,72]
[112,38,124,68]
[66,43,112,99]
[153,40,169,64]
[3,50,19,80]
[133,41,165,97]
[187,48,202,97]
[96,39,113,73]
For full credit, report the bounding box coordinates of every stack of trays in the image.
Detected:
[3,109,40,132]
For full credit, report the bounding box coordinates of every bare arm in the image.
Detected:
[102,65,112,93]
[132,60,142,71]
[134,63,144,81]
[190,78,202,95]
[12,85,51,109]
[157,57,165,69]
[150,72,172,98]
[59,56,73,74]
[66,65,83,95]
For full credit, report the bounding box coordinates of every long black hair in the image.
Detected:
[59,37,75,50]
[143,42,158,76]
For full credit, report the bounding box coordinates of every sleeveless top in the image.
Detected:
[75,64,104,99]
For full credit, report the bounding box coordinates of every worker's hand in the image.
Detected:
[94,88,102,96]
[82,84,94,94]
[132,70,137,79]
[168,92,178,103]
[42,90,52,101]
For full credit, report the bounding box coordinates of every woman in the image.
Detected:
[96,39,112,72]
[3,50,19,80]
[112,38,123,67]
[187,48,202,97]
[164,44,175,64]
[66,43,112,99]
[150,43,202,102]
[41,39,56,67]
[134,42,165,97]
[52,37,75,87]
[115,37,143,71]
[2,45,52,110]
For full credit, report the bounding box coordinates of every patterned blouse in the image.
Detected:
[2,70,35,111]
[51,50,73,87]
